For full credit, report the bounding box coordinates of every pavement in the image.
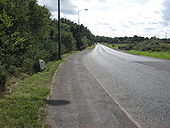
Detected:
[46,49,140,128]
[85,44,170,128]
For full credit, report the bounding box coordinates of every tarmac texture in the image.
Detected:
[46,50,139,128]
[85,44,170,128]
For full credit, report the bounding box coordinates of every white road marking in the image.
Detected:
[83,52,143,128]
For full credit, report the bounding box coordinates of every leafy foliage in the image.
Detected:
[97,34,170,52]
[118,38,170,52]
[0,0,94,92]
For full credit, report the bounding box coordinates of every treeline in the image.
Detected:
[0,0,94,92]
[95,35,114,43]
[118,37,170,52]
[95,35,170,44]
[95,35,149,44]
[96,35,170,52]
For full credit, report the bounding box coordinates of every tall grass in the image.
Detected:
[103,43,170,60]
[128,50,170,60]
[0,52,76,128]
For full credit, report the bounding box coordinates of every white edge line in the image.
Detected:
[83,53,142,128]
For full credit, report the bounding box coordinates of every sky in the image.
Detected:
[38,0,170,38]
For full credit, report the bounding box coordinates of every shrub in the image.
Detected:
[118,45,132,50]
[0,64,6,92]
[118,42,170,52]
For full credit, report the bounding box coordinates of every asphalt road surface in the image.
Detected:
[46,50,140,128]
[84,44,170,128]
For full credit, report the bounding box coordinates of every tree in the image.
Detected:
[0,0,95,91]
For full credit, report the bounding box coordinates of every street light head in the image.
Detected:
[85,9,88,11]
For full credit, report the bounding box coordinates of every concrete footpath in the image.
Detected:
[46,50,139,128]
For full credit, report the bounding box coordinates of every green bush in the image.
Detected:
[0,0,94,90]
[118,45,132,50]
[0,64,6,92]
[118,42,170,52]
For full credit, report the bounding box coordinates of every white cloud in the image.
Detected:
[144,28,156,31]
[38,0,77,15]
[161,0,170,26]
[38,0,170,38]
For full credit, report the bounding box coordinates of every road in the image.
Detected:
[84,44,170,128]
[46,50,140,128]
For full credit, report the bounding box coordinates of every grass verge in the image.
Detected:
[0,51,76,128]
[86,45,95,50]
[128,50,170,60]
[103,43,170,60]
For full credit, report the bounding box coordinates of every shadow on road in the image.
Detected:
[47,99,70,106]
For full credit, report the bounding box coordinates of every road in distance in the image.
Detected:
[84,44,170,128]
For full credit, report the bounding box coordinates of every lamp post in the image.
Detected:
[109,27,115,38]
[165,31,168,39]
[78,9,88,25]
[58,0,61,59]
[77,9,88,50]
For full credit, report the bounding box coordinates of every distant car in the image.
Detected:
[97,43,100,45]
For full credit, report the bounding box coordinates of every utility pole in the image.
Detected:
[77,10,81,50]
[58,0,61,59]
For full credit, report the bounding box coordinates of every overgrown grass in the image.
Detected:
[128,50,170,60]
[86,45,96,50]
[0,51,76,128]
[103,43,170,60]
